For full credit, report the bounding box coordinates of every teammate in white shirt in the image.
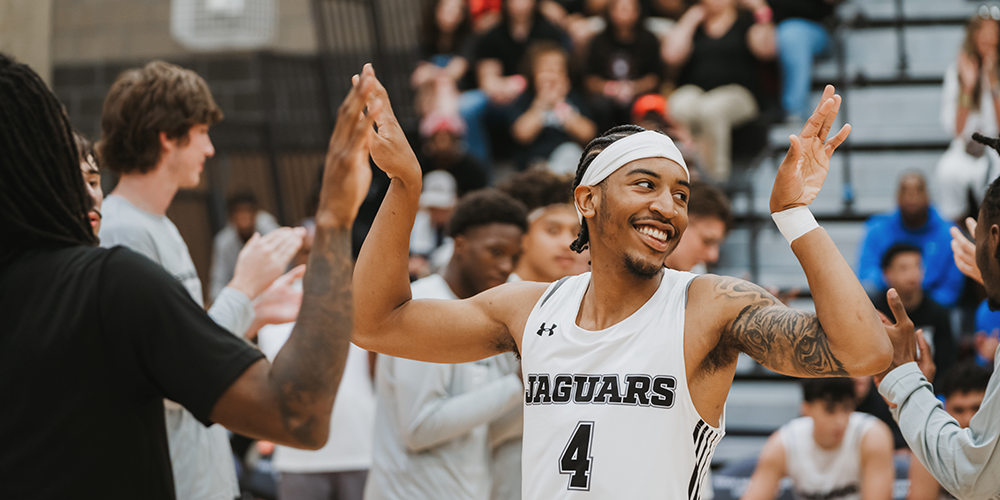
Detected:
[741,378,895,500]
[352,64,893,500]
[365,189,528,500]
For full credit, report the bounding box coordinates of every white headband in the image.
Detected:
[577,130,689,221]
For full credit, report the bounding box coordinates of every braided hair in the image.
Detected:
[569,124,649,253]
[0,53,97,266]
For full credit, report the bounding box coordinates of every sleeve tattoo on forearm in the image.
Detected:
[715,277,848,377]
[272,228,354,445]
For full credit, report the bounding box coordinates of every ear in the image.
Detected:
[452,234,467,257]
[574,184,598,224]
[159,131,175,156]
[800,401,810,418]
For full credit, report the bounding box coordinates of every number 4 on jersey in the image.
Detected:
[559,421,594,490]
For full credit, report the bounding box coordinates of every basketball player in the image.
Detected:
[740,378,895,500]
[353,65,892,499]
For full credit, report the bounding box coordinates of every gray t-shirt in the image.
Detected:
[364,274,523,500]
[100,193,254,500]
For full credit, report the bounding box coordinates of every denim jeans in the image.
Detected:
[777,18,832,120]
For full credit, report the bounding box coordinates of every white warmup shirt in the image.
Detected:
[100,194,252,500]
[521,270,724,500]
[780,413,877,500]
[257,321,375,473]
[364,274,523,500]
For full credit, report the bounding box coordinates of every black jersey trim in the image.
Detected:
[540,276,572,308]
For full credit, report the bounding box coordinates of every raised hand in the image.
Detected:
[244,264,306,338]
[229,227,306,299]
[317,68,381,229]
[361,64,422,189]
[874,288,922,385]
[951,217,983,285]
[770,85,852,213]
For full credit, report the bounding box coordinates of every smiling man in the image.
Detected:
[354,71,892,500]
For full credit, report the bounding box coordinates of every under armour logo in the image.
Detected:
[537,323,557,336]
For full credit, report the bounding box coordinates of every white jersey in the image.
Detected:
[520,270,724,500]
[780,413,877,500]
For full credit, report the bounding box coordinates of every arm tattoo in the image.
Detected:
[269,227,354,446]
[715,277,848,377]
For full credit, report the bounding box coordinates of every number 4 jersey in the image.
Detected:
[520,270,725,499]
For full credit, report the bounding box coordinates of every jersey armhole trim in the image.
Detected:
[540,276,572,308]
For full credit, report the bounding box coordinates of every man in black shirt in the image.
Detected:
[871,244,956,387]
[460,0,570,165]
[0,54,385,499]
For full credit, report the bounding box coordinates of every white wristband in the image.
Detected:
[771,206,819,244]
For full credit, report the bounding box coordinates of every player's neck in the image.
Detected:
[577,255,663,331]
[112,169,179,216]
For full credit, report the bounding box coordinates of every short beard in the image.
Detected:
[623,253,661,280]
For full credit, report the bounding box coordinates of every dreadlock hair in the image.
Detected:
[569,124,651,253]
[0,53,97,266]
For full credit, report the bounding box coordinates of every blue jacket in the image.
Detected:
[857,207,964,307]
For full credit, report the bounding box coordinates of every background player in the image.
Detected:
[740,378,895,500]
[352,66,892,499]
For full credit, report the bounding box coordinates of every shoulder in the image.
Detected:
[758,429,789,467]
[859,415,894,454]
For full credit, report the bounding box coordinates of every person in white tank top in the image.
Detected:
[741,378,895,500]
[353,71,894,500]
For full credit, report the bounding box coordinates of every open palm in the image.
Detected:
[770,85,852,213]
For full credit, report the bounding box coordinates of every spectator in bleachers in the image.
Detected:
[418,113,489,195]
[583,0,665,131]
[469,0,503,32]
[413,0,474,121]
[209,191,280,301]
[936,13,1000,224]
[663,180,731,273]
[410,171,459,279]
[630,94,699,164]
[857,172,964,308]
[974,300,1000,368]
[539,0,602,56]
[462,0,570,165]
[365,189,527,500]
[508,41,597,172]
[748,0,840,123]
[871,244,956,387]
[740,378,896,500]
[906,362,991,500]
[662,0,776,181]
[75,132,103,236]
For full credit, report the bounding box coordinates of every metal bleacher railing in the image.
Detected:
[712,0,972,474]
